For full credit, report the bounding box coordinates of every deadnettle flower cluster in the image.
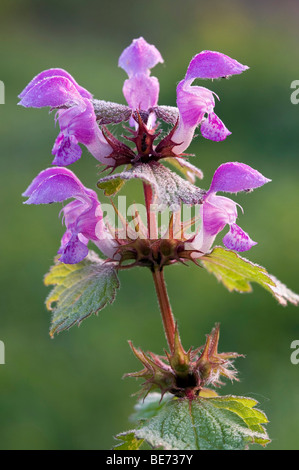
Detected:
[20,37,270,268]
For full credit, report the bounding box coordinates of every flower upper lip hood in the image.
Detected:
[184,50,249,82]
[18,67,93,102]
[118,37,163,78]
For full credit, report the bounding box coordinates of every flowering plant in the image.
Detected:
[20,37,299,450]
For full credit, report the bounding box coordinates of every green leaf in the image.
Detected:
[130,392,173,422]
[97,176,126,196]
[44,251,120,337]
[113,432,144,450]
[122,393,270,450]
[97,161,204,210]
[201,246,299,306]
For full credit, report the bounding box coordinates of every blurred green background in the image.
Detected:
[1,0,299,450]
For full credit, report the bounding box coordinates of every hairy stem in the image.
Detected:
[152,268,176,353]
[143,181,157,239]
[143,182,176,352]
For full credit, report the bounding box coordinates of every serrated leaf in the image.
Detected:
[123,393,270,450]
[97,161,204,210]
[97,177,126,196]
[208,396,268,445]
[44,251,120,336]
[113,432,144,450]
[130,393,173,422]
[201,246,299,306]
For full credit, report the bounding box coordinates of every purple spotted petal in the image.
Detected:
[18,76,82,108]
[59,233,89,264]
[18,68,92,100]
[185,51,249,82]
[200,112,231,142]
[57,230,72,254]
[223,223,257,252]
[122,74,160,110]
[118,37,163,78]
[23,167,86,204]
[209,162,271,194]
[52,133,82,166]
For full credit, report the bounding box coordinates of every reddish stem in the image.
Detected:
[152,268,176,353]
[143,182,157,239]
[143,182,175,352]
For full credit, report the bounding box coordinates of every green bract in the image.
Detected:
[201,247,299,306]
[45,251,120,337]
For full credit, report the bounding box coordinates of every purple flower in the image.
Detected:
[18,69,113,166]
[119,37,163,126]
[23,167,118,263]
[187,162,271,255]
[172,51,248,154]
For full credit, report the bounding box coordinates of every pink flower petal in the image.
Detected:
[18,76,82,108]
[223,223,257,252]
[118,37,163,78]
[209,162,271,194]
[52,133,82,166]
[59,234,89,264]
[185,51,249,82]
[200,112,231,142]
[172,81,215,153]
[122,74,160,110]
[18,68,92,100]
[176,81,215,127]
[23,168,86,204]
[202,194,237,236]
